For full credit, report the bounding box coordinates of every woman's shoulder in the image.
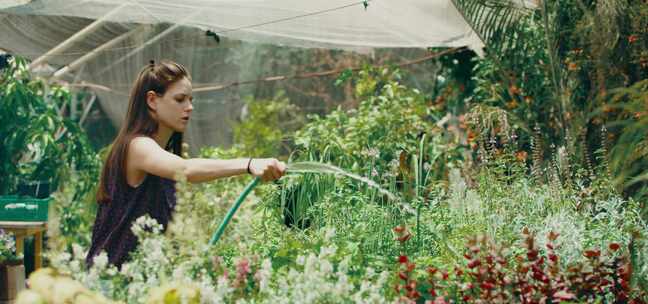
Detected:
[130,135,156,146]
[128,135,162,156]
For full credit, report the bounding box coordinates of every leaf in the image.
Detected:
[451,0,534,56]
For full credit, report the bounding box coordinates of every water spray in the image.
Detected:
[208,162,408,246]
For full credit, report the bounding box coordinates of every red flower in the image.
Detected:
[427,267,438,275]
[406,262,416,272]
[584,250,601,258]
[549,254,558,263]
[397,233,412,243]
[399,255,409,264]
[628,34,639,43]
[393,225,405,234]
[399,271,408,281]
[553,290,576,301]
[609,243,621,251]
[548,231,559,241]
[467,259,481,269]
[480,282,495,290]
[407,290,421,299]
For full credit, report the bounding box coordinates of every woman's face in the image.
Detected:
[148,76,193,132]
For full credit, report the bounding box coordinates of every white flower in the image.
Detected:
[120,263,131,276]
[324,227,336,241]
[92,252,109,270]
[364,148,380,159]
[69,260,81,273]
[338,255,351,274]
[319,246,336,259]
[320,260,333,274]
[71,243,85,259]
[365,267,375,278]
[255,259,272,293]
[296,255,306,266]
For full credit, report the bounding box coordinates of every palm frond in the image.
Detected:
[451,0,535,55]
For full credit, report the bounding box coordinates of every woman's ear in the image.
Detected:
[146,90,158,112]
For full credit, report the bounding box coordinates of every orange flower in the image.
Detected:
[568,62,578,71]
[467,130,476,143]
[524,96,533,104]
[516,151,528,162]
[628,34,639,44]
[506,100,519,109]
[509,85,521,95]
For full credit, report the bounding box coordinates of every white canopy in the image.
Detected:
[0,0,483,150]
[2,0,481,49]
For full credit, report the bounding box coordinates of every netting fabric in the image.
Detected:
[0,0,483,151]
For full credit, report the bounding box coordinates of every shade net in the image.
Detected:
[0,0,483,152]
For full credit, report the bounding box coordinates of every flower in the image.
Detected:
[92,252,109,270]
[364,148,380,159]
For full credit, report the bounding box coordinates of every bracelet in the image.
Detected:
[246,158,253,174]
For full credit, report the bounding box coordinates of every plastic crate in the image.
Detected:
[0,196,50,222]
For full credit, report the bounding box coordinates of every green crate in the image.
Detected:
[0,196,50,222]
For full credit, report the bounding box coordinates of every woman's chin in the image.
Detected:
[170,123,188,132]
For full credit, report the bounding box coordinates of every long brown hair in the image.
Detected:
[97,60,190,203]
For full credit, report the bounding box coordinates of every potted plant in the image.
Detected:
[0,229,25,302]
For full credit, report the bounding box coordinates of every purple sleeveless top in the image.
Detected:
[86,172,176,268]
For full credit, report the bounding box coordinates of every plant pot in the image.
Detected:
[0,260,25,301]
[17,181,51,199]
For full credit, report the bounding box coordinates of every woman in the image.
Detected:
[86,60,286,268]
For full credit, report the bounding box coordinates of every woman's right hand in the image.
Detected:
[248,158,286,182]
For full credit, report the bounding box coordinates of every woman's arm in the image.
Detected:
[129,136,285,183]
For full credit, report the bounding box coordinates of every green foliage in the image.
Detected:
[464,0,648,204]
[451,0,534,56]
[232,92,303,158]
[294,66,463,175]
[601,80,648,204]
[0,56,99,195]
[0,229,21,264]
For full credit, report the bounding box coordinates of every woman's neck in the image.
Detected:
[153,124,173,148]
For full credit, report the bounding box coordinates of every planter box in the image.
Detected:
[0,261,25,302]
[0,196,50,222]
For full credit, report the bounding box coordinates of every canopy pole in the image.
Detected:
[52,25,148,79]
[28,3,128,70]
[78,93,97,126]
[95,12,200,75]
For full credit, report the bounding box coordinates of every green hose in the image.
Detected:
[208,176,261,246]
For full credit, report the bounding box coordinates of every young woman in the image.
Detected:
[86,60,286,268]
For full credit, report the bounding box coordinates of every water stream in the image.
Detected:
[287,161,415,214]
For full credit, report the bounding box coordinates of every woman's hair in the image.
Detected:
[96,60,190,203]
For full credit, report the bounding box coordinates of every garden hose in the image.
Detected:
[208,176,261,246]
[207,161,397,246]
